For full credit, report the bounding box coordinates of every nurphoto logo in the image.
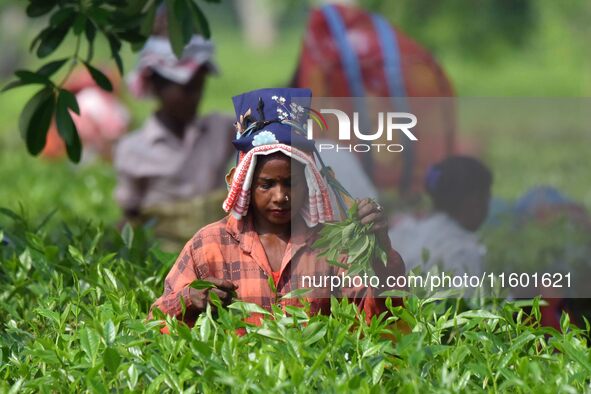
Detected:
[306,109,418,153]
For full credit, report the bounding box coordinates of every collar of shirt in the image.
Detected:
[430,212,479,242]
[143,115,202,146]
[224,213,320,275]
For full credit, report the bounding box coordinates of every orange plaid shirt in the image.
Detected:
[151,214,405,326]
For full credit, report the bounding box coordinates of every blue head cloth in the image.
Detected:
[231,88,316,153]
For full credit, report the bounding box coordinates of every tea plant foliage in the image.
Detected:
[1,209,591,393]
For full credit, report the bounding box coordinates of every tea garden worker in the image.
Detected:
[293,4,456,194]
[114,34,234,251]
[150,88,406,327]
[389,156,493,277]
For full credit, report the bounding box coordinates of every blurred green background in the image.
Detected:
[0,0,589,227]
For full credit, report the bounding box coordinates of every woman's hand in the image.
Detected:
[356,198,391,251]
[187,278,238,313]
[357,199,405,286]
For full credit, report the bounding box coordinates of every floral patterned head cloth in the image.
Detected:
[223,88,340,227]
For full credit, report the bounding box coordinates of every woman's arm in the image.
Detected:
[149,239,237,325]
[149,243,200,322]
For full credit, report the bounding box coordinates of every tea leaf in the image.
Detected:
[103,347,121,373]
[121,222,134,249]
[281,288,313,300]
[228,301,271,316]
[80,327,100,364]
[127,365,139,390]
[36,308,60,325]
[104,320,116,345]
[189,280,216,290]
[303,322,327,346]
[372,360,385,385]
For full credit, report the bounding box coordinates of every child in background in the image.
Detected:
[389,156,492,276]
[150,88,405,327]
[114,33,234,250]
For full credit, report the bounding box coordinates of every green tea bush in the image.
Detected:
[1,209,590,393]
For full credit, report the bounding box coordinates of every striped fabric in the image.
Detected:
[222,143,335,227]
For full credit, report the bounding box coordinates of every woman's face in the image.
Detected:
[251,153,307,230]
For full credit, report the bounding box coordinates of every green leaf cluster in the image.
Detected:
[313,203,388,277]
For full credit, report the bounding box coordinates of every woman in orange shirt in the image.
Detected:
[150,88,405,326]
